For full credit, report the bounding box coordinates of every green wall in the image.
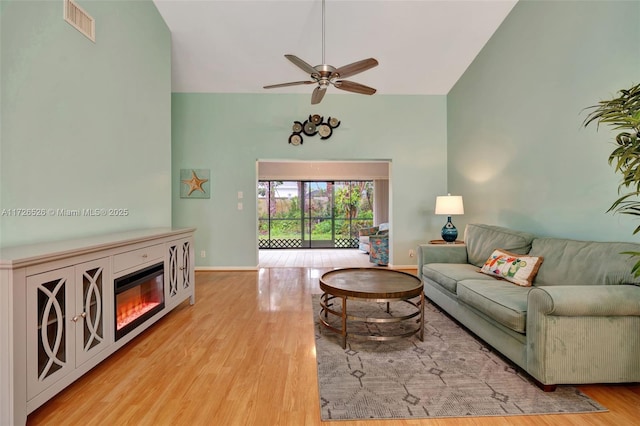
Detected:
[448,0,640,242]
[0,0,172,247]
[7,0,634,264]
[172,94,447,267]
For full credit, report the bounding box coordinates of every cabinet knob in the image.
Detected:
[72,312,87,322]
[179,266,185,271]
[142,254,148,258]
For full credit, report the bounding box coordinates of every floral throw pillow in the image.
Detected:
[480,249,544,287]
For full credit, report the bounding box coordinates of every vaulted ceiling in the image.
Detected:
[153,0,517,95]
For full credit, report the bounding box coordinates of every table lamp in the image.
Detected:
[435,194,464,243]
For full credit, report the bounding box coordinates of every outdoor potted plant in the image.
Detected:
[583,83,640,274]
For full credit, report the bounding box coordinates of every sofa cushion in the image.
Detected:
[457,279,530,334]
[480,249,544,287]
[358,223,389,253]
[530,238,640,286]
[465,224,536,268]
[422,263,495,294]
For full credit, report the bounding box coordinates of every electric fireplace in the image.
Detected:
[114,262,165,340]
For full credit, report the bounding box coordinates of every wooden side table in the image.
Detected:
[429,239,465,245]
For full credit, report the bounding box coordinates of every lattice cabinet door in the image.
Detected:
[75,258,111,366]
[26,267,76,399]
[25,258,112,400]
[180,239,194,294]
[167,243,179,301]
[166,237,195,308]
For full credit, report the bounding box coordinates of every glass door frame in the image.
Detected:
[301,181,334,248]
[258,180,373,249]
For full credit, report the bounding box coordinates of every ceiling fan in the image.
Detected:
[263,0,379,105]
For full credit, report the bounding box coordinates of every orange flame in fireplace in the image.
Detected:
[116,300,161,330]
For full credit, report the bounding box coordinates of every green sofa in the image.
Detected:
[417,223,640,390]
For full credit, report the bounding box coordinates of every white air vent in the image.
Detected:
[64,0,95,42]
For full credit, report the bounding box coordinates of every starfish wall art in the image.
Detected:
[180,169,210,198]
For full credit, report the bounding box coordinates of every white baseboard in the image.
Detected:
[196,266,258,271]
[196,265,416,271]
[389,264,418,270]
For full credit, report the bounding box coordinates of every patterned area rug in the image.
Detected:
[312,294,607,420]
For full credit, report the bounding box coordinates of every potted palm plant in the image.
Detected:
[583,83,640,275]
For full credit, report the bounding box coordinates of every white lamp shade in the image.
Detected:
[435,195,464,215]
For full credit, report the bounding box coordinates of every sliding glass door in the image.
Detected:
[258,180,373,249]
[302,182,333,248]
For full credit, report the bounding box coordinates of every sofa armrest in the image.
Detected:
[359,226,379,237]
[417,244,468,280]
[526,284,640,385]
[369,234,388,241]
[528,285,640,316]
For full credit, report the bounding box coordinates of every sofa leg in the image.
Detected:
[533,380,557,392]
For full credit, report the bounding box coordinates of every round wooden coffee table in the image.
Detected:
[318,268,424,348]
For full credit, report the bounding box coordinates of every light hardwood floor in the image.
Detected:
[27,269,640,425]
[259,248,374,268]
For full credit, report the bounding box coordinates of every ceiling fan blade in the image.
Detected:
[335,58,378,80]
[311,86,327,105]
[285,54,319,76]
[334,80,376,95]
[263,81,315,89]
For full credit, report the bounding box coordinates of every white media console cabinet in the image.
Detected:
[0,228,196,426]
